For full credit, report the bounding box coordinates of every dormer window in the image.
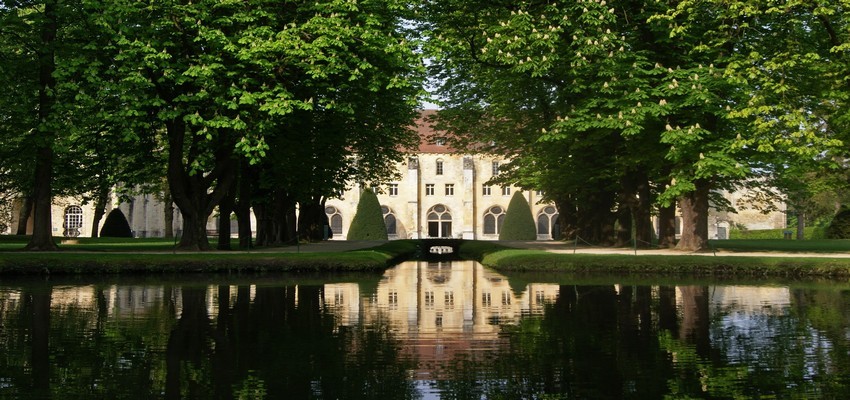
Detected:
[435,138,446,146]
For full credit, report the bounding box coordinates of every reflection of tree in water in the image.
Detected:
[788,289,850,397]
[197,284,417,399]
[1,284,179,399]
[431,285,672,399]
[3,281,850,398]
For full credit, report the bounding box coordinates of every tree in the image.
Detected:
[652,0,847,249]
[95,0,423,250]
[346,189,388,241]
[422,0,676,247]
[499,191,536,241]
[424,0,846,251]
[0,0,64,250]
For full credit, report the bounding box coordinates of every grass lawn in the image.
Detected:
[460,240,850,278]
[0,235,235,252]
[0,238,417,275]
[5,234,850,277]
[710,238,850,253]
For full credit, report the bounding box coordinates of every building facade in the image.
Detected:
[324,111,560,240]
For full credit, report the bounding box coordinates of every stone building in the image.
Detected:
[324,111,560,240]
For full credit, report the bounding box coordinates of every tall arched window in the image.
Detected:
[537,206,559,238]
[426,204,452,238]
[63,205,84,237]
[381,206,397,236]
[483,206,506,235]
[325,206,343,235]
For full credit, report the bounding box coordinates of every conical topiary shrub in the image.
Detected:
[826,206,850,239]
[346,189,388,240]
[100,208,133,238]
[499,191,537,240]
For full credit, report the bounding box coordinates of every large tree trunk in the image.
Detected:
[90,185,109,238]
[273,191,292,244]
[162,185,174,239]
[16,195,33,235]
[217,186,234,250]
[676,179,711,251]
[297,197,325,242]
[253,203,271,246]
[577,191,617,245]
[235,161,254,249]
[796,210,805,240]
[657,202,677,248]
[554,196,578,240]
[165,119,234,251]
[633,174,654,248]
[614,205,632,247]
[25,0,58,251]
[615,174,637,247]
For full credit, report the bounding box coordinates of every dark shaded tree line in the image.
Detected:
[0,0,424,250]
[421,0,850,250]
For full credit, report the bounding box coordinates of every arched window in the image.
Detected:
[436,159,444,175]
[483,206,506,235]
[63,205,84,237]
[537,206,559,238]
[325,206,343,235]
[426,204,452,238]
[381,205,397,236]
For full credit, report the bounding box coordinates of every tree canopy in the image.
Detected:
[2,0,848,250]
[421,0,849,250]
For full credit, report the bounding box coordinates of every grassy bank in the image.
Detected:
[710,238,850,253]
[0,240,417,275]
[729,226,827,240]
[459,241,850,278]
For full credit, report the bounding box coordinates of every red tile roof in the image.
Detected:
[414,109,457,154]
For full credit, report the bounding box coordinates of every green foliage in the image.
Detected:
[346,189,388,240]
[826,207,850,239]
[499,192,537,240]
[99,209,132,238]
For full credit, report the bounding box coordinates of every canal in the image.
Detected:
[1,260,849,399]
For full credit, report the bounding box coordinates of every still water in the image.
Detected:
[1,260,850,399]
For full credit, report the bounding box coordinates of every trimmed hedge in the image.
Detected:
[826,207,850,239]
[346,189,388,240]
[100,209,133,237]
[499,192,537,240]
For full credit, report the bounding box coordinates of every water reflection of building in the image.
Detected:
[104,286,180,318]
[325,261,559,334]
[708,286,791,314]
[324,260,559,377]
